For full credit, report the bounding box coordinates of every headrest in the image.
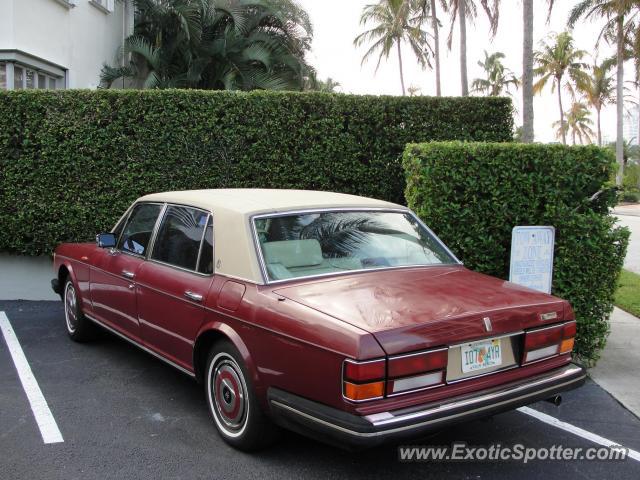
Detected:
[262,239,323,268]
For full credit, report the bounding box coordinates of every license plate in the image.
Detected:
[461,339,502,373]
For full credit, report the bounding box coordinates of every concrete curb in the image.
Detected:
[589,307,640,418]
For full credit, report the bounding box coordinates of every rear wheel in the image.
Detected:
[63,279,95,342]
[205,341,279,451]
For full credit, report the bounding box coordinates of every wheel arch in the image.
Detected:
[57,262,75,299]
[193,322,260,388]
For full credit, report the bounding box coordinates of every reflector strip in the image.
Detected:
[389,371,443,394]
[525,344,560,363]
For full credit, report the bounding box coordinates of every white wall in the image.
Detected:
[1,0,133,88]
[0,254,58,301]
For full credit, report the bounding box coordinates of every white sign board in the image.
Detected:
[509,226,555,294]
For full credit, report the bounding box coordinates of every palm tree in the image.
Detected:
[522,0,556,143]
[471,51,519,96]
[568,0,640,185]
[621,16,640,151]
[576,59,616,146]
[553,102,595,144]
[414,0,447,96]
[533,31,588,145]
[100,0,315,91]
[446,0,499,96]
[354,0,431,96]
[314,77,341,93]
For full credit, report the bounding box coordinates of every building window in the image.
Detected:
[0,63,6,90]
[14,66,24,89]
[26,69,36,89]
[38,74,46,89]
[90,0,115,13]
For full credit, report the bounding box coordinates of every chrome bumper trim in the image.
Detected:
[270,364,586,439]
[365,364,584,428]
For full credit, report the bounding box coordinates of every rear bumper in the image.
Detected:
[268,362,586,449]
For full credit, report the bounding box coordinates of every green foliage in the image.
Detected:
[100,0,315,91]
[622,162,640,193]
[615,269,640,318]
[403,141,629,364]
[620,190,640,203]
[0,89,513,257]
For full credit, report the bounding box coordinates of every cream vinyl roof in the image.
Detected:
[137,189,406,284]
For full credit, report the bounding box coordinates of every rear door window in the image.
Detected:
[151,206,210,272]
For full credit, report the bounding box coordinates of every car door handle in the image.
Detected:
[122,270,135,279]
[184,291,203,302]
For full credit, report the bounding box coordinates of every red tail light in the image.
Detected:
[387,349,447,378]
[387,348,447,396]
[343,359,385,402]
[343,359,385,383]
[343,348,448,401]
[523,321,576,364]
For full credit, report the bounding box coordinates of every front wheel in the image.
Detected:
[205,341,279,451]
[63,279,95,342]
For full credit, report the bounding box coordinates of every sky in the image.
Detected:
[298,0,625,143]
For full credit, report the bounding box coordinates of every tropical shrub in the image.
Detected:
[100,0,315,90]
[0,89,513,256]
[403,142,629,364]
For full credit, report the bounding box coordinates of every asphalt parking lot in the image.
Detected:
[1,300,639,479]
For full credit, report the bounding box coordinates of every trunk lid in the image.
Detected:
[273,266,566,355]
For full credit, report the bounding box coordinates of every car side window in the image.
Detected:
[197,216,214,275]
[111,208,131,243]
[118,203,163,256]
[152,206,209,272]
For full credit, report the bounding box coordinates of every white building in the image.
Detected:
[0,0,134,90]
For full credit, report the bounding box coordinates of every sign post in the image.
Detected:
[509,226,555,294]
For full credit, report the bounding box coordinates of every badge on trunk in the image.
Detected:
[483,317,492,332]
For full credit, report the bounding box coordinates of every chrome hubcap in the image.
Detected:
[64,283,78,334]
[212,359,247,432]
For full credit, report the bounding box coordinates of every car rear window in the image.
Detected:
[254,211,456,282]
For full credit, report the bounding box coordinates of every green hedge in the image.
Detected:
[0,90,513,256]
[403,142,629,364]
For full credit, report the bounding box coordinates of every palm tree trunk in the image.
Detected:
[637,84,640,149]
[459,0,468,96]
[557,78,566,145]
[397,41,406,96]
[597,106,602,147]
[522,0,534,142]
[431,0,441,96]
[572,130,576,145]
[616,14,625,186]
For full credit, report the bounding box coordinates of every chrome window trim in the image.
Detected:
[110,203,135,245]
[145,203,168,259]
[250,207,462,285]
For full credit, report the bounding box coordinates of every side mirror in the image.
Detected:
[96,233,117,248]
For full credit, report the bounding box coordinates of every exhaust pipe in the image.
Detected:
[546,395,562,406]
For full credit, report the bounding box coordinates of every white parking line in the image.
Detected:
[518,406,640,462]
[0,311,64,444]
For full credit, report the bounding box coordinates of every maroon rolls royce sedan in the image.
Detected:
[51,189,585,451]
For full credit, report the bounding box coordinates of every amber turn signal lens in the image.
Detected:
[343,381,384,401]
[560,337,575,354]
